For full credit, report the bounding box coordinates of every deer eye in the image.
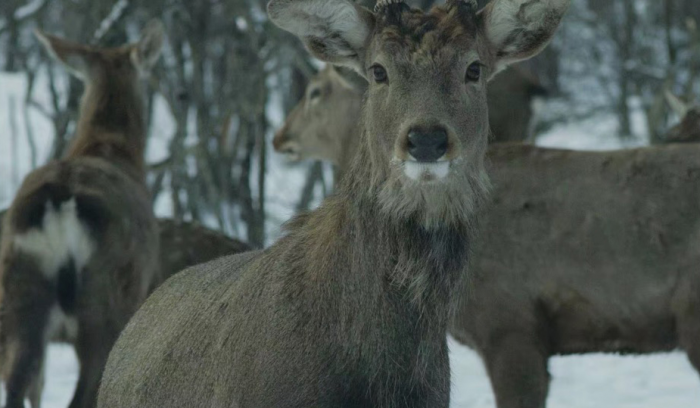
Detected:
[370,64,388,84]
[309,88,322,100]
[465,62,481,82]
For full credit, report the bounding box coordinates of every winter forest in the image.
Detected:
[1,0,700,407]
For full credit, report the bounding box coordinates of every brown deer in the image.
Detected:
[0,22,164,408]
[272,65,546,168]
[97,1,568,407]
[451,142,700,407]
[272,65,700,407]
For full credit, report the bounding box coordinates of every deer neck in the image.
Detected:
[66,77,147,179]
[293,138,473,338]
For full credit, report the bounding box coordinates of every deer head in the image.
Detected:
[273,66,365,167]
[34,21,165,170]
[269,0,569,227]
[35,20,164,85]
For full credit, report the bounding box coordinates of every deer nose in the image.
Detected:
[272,130,287,151]
[407,127,448,162]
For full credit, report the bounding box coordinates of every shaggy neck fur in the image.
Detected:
[67,70,147,179]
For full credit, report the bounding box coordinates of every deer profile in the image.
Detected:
[0,22,164,408]
[97,1,567,407]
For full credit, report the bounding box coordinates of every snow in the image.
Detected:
[1,68,699,407]
[34,338,700,408]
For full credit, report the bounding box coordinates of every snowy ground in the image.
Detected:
[39,338,700,408]
[2,70,700,407]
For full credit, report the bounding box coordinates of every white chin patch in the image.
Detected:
[404,161,450,181]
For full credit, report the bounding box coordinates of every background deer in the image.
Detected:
[452,142,700,407]
[97,0,568,407]
[272,58,700,407]
[0,22,163,408]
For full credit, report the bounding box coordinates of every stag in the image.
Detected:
[97,1,568,407]
[272,61,700,408]
[0,22,164,408]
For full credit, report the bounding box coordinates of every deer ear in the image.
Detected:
[131,20,165,74]
[34,30,91,80]
[267,0,375,76]
[665,91,689,119]
[480,0,570,76]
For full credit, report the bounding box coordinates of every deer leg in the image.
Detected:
[678,308,700,378]
[481,334,550,408]
[3,320,49,408]
[28,357,46,408]
[69,323,119,408]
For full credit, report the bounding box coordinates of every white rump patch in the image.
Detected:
[14,198,95,278]
[404,161,451,181]
[47,305,79,343]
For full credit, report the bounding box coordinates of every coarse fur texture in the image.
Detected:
[0,22,164,408]
[272,63,700,408]
[98,1,568,407]
[451,143,700,407]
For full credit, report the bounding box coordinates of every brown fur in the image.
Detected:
[97,1,567,407]
[452,143,700,407]
[273,49,700,408]
[0,23,163,408]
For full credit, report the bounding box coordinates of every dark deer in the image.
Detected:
[0,22,164,408]
[97,1,568,407]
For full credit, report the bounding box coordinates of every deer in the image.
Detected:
[0,22,164,408]
[157,219,252,277]
[96,1,568,407]
[272,64,546,170]
[272,55,700,408]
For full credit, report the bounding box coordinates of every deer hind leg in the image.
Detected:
[28,357,46,408]
[677,300,700,378]
[69,320,121,408]
[481,333,550,408]
[1,255,54,408]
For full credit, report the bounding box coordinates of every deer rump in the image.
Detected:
[0,157,159,406]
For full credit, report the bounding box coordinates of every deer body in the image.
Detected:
[98,1,567,407]
[0,23,164,408]
[452,143,700,407]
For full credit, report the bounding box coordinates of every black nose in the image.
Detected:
[407,127,448,162]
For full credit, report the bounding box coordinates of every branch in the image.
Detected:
[91,0,129,45]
